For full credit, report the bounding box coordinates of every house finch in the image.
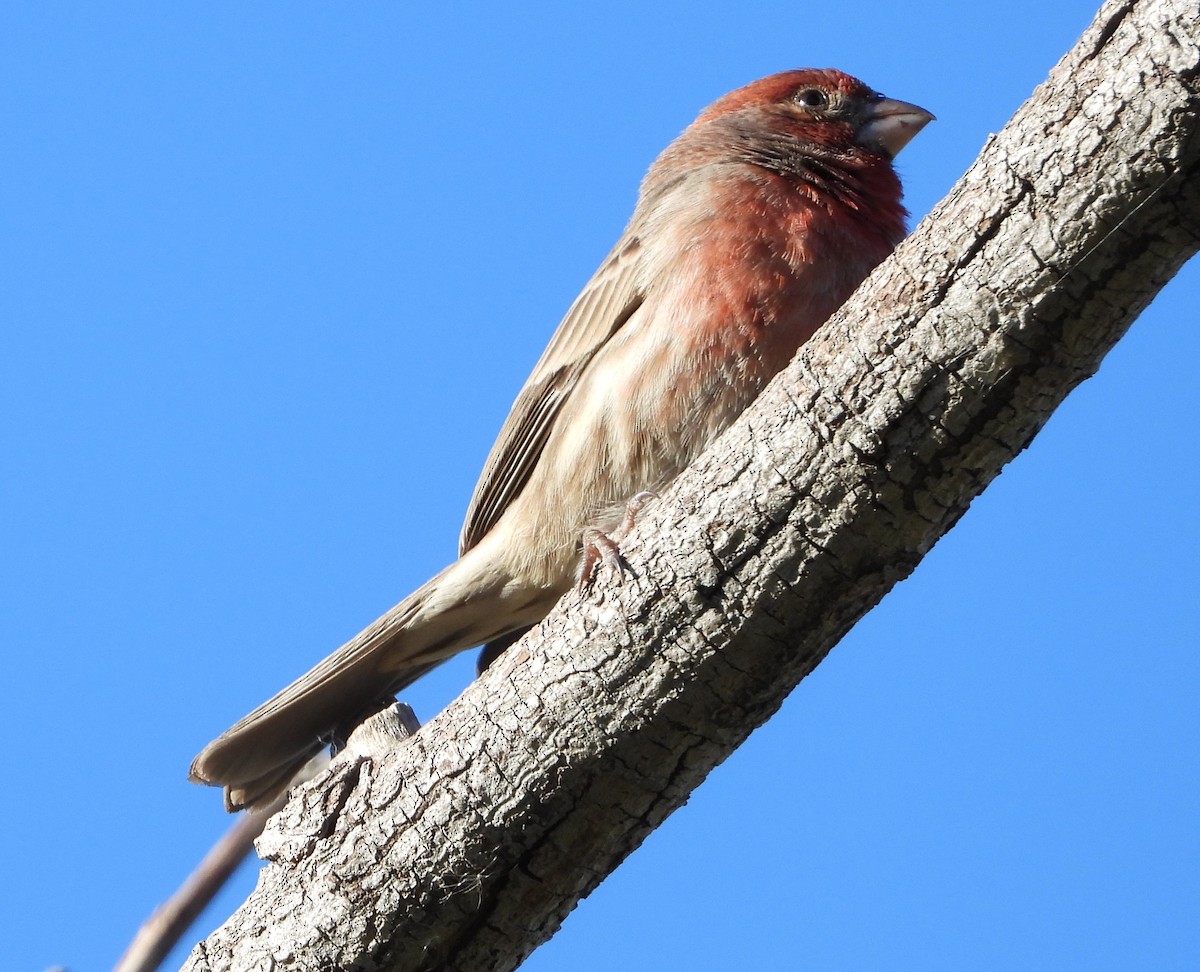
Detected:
[191,68,933,810]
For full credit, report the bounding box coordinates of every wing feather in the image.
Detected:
[459,235,645,553]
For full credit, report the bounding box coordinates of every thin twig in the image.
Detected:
[117,702,423,972]
[113,791,287,972]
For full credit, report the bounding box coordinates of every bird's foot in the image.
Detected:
[577,490,658,588]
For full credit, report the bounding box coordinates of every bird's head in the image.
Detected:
[695,68,934,161]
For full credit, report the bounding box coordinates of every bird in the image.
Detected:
[190,68,933,811]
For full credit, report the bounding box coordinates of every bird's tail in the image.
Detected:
[189,546,551,810]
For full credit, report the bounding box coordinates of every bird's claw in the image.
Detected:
[618,491,659,535]
[579,528,625,588]
[577,490,659,589]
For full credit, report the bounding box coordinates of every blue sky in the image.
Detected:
[3,3,1196,970]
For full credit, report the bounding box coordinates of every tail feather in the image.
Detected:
[190,552,542,810]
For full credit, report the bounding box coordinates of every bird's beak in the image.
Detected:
[857,97,935,159]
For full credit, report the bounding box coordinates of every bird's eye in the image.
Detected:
[795,88,829,109]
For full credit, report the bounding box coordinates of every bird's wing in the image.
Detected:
[459,235,645,554]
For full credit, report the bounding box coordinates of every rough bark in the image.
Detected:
[184,1,1200,969]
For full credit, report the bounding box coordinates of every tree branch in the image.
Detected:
[184,1,1200,969]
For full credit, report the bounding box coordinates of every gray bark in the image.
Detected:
[184,1,1200,969]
